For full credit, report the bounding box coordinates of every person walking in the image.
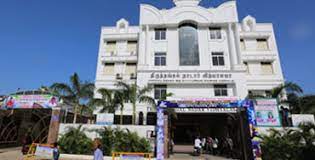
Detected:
[93,138,104,160]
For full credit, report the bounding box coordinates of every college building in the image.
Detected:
[94,0,285,125]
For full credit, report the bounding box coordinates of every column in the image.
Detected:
[228,23,237,68]
[233,23,242,64]
[145,25,150,65]
[47,108,61,144]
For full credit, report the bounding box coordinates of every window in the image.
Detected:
[106,41,116,54]
[214,84,228,97]
[265,90,272,98]
[240,39,245,50]
[257,39,269,50]
[261,62,273,74]
[154,85,167,100]
[126,63,137,78]
[210,27,222,39]
[103,63,115,75]
[114,115,132,125]
[146,112,157,125]
[244,62,249,73]
[212,52,225,66]
[154,52,166,66]
[155,29,166,40]
[179,24,200,66]
[127,41,137,54]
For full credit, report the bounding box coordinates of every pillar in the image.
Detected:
[47,108,61,144]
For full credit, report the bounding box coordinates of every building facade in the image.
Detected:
[95,0,285,124]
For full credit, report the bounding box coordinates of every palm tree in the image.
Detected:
[50,73,94,124]
[113,90,127,125]
[271,82,303,100]
[116,81,155,125]
[90,88,118,114]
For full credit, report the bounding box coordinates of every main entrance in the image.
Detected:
[170,108,252,159]
[156,100,258,160]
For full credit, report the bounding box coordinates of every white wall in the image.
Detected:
[58,124,155,140]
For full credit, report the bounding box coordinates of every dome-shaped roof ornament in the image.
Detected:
[173,0,202,7]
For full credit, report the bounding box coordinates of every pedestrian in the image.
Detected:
[52,142,60,160]
[93,138,104,160]
[206,136,213,154]
[212,137,219,155]
[201,137,206,151]
[193,136,202,156]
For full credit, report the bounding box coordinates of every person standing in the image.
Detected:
[212,137,219,155]
[52,142,60,160]
[206,136,213,154]
[93,138,104,160]
[194,136,202,156]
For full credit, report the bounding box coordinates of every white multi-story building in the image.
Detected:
[95,0,285,124]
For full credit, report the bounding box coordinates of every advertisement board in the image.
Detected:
[1,94,58,109]
[34,145,54,159]
[96,113,114,125]
[254,99,281,127]
[292,114,315,127]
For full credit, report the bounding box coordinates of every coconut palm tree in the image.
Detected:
[50,73,94,124]
[90,88,118,114]
[271,82,303,100]
[115,81,155,125]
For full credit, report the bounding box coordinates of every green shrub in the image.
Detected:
[58,125,93,155]
[97,127,152,156]
[261,123,315,160]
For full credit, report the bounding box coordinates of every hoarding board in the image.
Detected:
[254,99,281,127]
[96,113,114,125]
[292,114,315,127]
[1,94,58,109]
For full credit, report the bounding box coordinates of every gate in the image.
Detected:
[0,109,52,148]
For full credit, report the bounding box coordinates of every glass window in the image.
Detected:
[154,85,167,100]
[214,84,228,97]
[210,27,222,39]
[212,52,225,66]
[126,63,137,76]
[155,29,166,40]
[179,24,200,66]
[257,39,269,50]
[105,41,116,55]
[127,41,137,54]
[154,52,166,66]
[103,63,115,75]
[261,62,273,74]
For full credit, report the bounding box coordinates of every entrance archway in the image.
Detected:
[156,100,257,160]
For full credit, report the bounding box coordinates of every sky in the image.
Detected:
[0,0,314,95]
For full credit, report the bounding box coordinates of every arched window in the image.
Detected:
[179,23,200,66]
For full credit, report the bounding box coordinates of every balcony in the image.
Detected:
[96,73,137,81]
[101,51,137,63]
[241,50,277,62]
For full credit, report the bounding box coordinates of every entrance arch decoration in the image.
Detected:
[156,99,262,160]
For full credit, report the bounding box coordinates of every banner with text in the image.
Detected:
[254,99,281,127]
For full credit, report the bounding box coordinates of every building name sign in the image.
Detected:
[175,107,238,113]
[149,72,233,84]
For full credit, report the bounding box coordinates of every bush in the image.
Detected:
[97,127,152,156]
[58,125,93,155]
[261,123,315,160]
